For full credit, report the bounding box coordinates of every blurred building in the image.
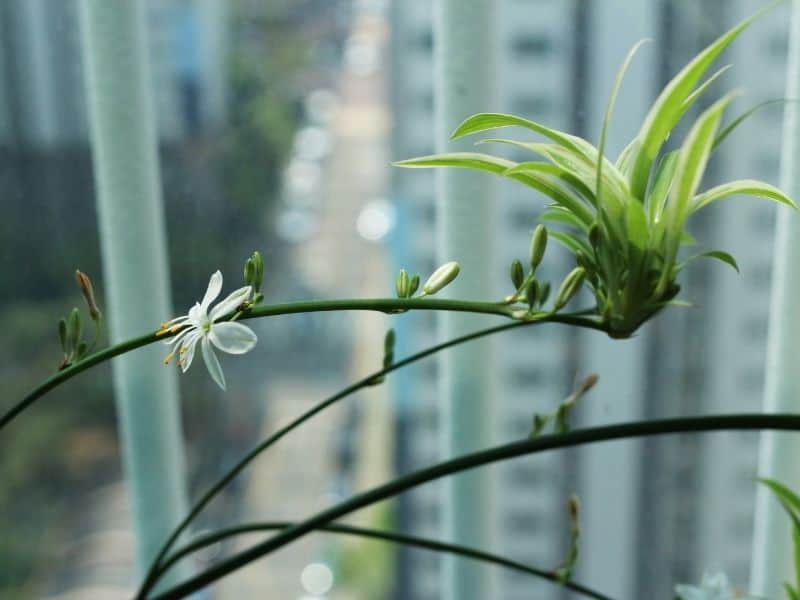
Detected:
[387,1,789,598]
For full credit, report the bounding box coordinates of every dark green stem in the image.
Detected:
[149,413,800,600]
[3,298,601,431]
[156,521,614,600]
[136,313,604,597]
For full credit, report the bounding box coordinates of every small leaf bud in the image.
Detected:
[243,258,255,285]
[539,282,551,305]
[422,261,460,296]
[510,260,524,290]
[251,251,264,292]
[409,274,420,296]
[75,270,101,322]
[529,225,548,271]
[525,279,539,309]
[395,269,410,298]
[553,267,585,311]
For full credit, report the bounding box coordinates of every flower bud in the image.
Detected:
[251,251,264,292]
[76,341,89,360]
[58,318,68,354]
[510,259,524,290]
[422,261,460,296]
[75,270,101,321]
[67,307,81,352]
[395,269,410,298]
[409,274,420,296]
[243,258,255,285]
[529,225,548,271]
[531,413,548,437]
[553,267,585,311]
[539,281,551,305]
[384,328,396,354]
[568,494,580,524]
[525,279,538,309]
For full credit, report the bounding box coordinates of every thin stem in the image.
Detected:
[157,521,614,600]
[3,297,598,431]
[149,413,800,600]
[136,313,604,597]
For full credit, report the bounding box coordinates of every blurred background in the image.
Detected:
[0,0,792,598]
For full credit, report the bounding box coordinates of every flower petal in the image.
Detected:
[188,302,205,326]
[202,337,226,389]
[200,270,223,312]
[179,331,202,373]
[209,322,257,355]
[209,286,252,321]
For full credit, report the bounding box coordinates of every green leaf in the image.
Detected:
[783,582,799,600]
[759,478,800,531]
[713,98,791,152]
[680,230,697,246]
[450,112,591,160]
[393,152,515,174]
[695,250,740,273]
[693,179,797,212]
[504,161,596,205]
[539,207,591,231]
[657,93,735,294]
[550,230,594,258]
[647,151,679,224]
[627,3,777,199]
[596,39,651,207]
[625,197,649,251]
[678,64,733,117]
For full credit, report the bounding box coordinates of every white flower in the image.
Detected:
[674,572,757,600]
[158,270,257,390]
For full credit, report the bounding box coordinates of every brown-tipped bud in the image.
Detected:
[67,307,81,352]
[58,318,68,354]
[75,270,101,321]
[553,267,585,311]
[422,261,460,296]
[396,269,410,298]
[529,225,548,271]
[409,274,420,296]
[510,260,524,290]
[577,374,599,395]
[568,494,580,524]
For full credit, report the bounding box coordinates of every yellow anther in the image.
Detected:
[163,352,175,365]
[179,346,188,354]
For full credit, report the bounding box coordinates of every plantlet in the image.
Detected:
[395,5,795,338]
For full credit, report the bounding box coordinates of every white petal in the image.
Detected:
[202,337,226,389]
[209,286,252,321]
[167,326,196,348]
[188,302,205,325]
[179,331,202,373]
[209,322,257,355]
[200,270,223,312]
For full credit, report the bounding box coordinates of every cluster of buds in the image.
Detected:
[395,269,420,299]
[58,270,103,370]
[242,251,264,306]
[505,225,552,311]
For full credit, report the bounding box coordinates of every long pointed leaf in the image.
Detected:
[712,98,791,151]
[627,3,777,199]
[539,207,591,231]
[693,179,797,212]
[678,250,740,273]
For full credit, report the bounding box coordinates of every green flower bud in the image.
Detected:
[384,328,396,354]
[409,274,420,296]
[67,307,81,352]
[510,259,524,290]
[553,267,585,311]
[58,318,68,354]
[395,269,410,298]
[539,281,551,305]
[244,258,255,285]
[251,251,264,292]
[76,341,89,360]
[529,225,548,271]
[531,413,549,437]
[422,261,460,296]
[75,270,101,322]
[526,279,538,309]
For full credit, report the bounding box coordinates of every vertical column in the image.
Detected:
[751,0,800,595]
[78,0,191,583]
[434,2,497,599]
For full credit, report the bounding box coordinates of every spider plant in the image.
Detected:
[395,4,795,338]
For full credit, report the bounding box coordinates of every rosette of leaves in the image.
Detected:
[396,5,795,338]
